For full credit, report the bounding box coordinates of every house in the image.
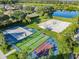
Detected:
[27,13,39,19]
[15,5,23,10]
[26,13,40,23]
[4,10,14,16]
[4,4,15,10]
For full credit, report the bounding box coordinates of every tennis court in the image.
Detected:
[16,32,49,52]
[3,26,33,45]
[53,10,79,18]
[3,26,58,59]
[38,19,71,33]
[32,38,58,58]
[15,28,58,59]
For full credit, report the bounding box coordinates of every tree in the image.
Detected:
[18,51,27,59]
[10,10,25,20]
[35,6,44,16]
[77,17,79,25]
[0,15,10,26]
[0,0,18,4]
[0,8,4,15]
[24,6,35,14]
[65,32,78,54]
[0,33,8,52]
[35,6,54,18]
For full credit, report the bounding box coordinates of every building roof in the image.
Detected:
[5,4,15,10]
[27,13,39,18]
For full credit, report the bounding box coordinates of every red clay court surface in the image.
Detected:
[35,42,53,53]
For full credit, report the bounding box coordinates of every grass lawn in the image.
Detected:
[18,3,54,6]
[0,32,7,54]
[7,54,17,59]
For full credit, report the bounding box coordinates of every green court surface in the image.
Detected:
[19,34,44,49]
[16,31,41,47]
[28,35,49,53]
[16,30,50,54]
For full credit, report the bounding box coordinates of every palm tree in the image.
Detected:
[25,17,31,24]
[10,10,25,22]
[0,15,10,26]
[18,50,27,59]
[77,17,79,25]
[0,32,8,52]
[65,32,78,54]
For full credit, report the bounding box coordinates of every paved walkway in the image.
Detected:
[5,49,16,57]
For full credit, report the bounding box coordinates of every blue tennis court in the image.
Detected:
[3,26,33,45]
[53,10,79,18]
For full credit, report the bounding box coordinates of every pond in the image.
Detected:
[52,10,79,18]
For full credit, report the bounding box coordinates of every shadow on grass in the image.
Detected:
[49,53,71,59]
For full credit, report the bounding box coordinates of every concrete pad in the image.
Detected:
[38,19,71,33]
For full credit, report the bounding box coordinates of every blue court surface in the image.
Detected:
[53,10,79,18]
[32,38,58,59]
[3,26,34,45]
